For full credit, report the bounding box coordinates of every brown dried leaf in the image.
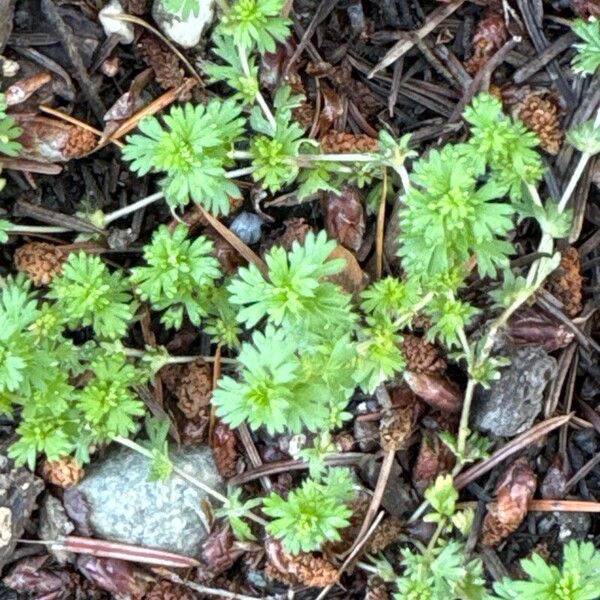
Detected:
[76,555,150,597]
[516,92,564,155]
[403,371,462,413]
[506,307,575,352]
[322,186,365,252]
[481,457,537,546]
[138,36,185,91]
[146,579,197,600]
[14,242,66,286]
[319,131,379,153]
[380,405,415,451]
[212,421,238,478]
[326,244,368,294]
[366,575,392,600]
[317,83,344,136]
[39,456,84,487]
[197,522,247,581]
[4,556,81,598]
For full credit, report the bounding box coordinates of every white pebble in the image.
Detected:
[99,0,135,45]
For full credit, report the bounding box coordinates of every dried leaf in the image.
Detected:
[326,244,368,294]
[402,335,446,374]
[322,186,365,252]
[481,457,537,546]
[466,10,508,75]
[197,522,247,581]
[317,83,344,136]
[506,307,575,352]
[4,556,80,598]
[62,488,93,537]
[76,555,150,597]
[403,371,462,413]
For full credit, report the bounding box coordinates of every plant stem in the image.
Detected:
[456,378,476,459]
[231,150,253,160]
[114,436,267,527]
[225,166,256,179]
[7,225,73,234]
[398,165,411,193]
[103,191,165,225]
[558,108,600,213]
[122,347,237,365]
[297,152,375,164]
[237,44,277,132]
[426,520,445,553]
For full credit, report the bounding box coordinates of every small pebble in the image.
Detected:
[99,0,134,44]
[230,211,263,245]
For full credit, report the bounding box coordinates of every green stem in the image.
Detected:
[226,166,256,179]
[426,520,445,554]
[122,347,237,365]
[297,152,376,164]
[558,108,600,213]
[456,378,476,459]
[398,165,411,194]
[237,44,276,132]
[114,436,267,527]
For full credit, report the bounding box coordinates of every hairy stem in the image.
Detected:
[225,165,256,179]
[121,347,237,365]
[237,44,276,131]
[558,108,600,213]
[103,191,165,225]
[297,152,376,164]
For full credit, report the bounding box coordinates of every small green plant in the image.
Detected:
[493,541,600,600]
[162,0,200,20]
[123,100,245,215]
[572,17,600,75]
[263,467,355,553]
[47,252,136,340]
[382,475,487,600]
[0,91,21,198]
[130,224,221,329]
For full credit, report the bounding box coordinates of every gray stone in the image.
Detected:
[38,494,74,564]
[471,345,557,437]
[230,212,264,245]
[151,0,215,48]
[75,445,223,556]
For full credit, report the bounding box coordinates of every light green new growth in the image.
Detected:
[130,224,221,329]
[123,100,245,215]
[0,91,22,195]
[493,541,600,600]
[263,467,355,553]
[48,252,136,340]
[572,17,600,75]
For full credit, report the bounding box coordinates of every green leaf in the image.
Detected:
[162,0,200,20]
[572,17,600,75]
[218,0,292,54]
[131,224,221,329]
[424,474,457,520]
[0,93,22,157]
[263,468,354,553]
[567,117,600,155]
[48,253,136,340]
[123,100,245,215]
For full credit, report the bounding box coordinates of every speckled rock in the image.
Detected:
[75,445,223,556]
[471,345,557,437]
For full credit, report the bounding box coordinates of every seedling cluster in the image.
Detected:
[2,1,600,595]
